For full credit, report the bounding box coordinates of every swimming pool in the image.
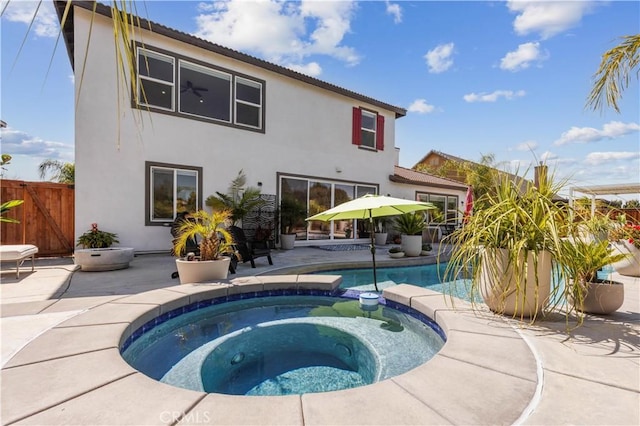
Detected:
[121,292,445,396]
[315,263,474,301]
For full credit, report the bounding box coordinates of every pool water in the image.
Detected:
[121,294,445,396]
[315,263,474,301]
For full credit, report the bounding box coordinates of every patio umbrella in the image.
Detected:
[463,186,473,223]
[306,194,436,292]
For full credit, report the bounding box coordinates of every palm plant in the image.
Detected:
[1,199,24,223]
[38,159,75,183]
[393,212,426,236]
[173,209,235,261]
[586,34,640,113]
[206,170,265,225]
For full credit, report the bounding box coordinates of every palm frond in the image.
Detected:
[586,34,640,113]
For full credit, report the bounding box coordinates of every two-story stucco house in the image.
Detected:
[55,1,467,252]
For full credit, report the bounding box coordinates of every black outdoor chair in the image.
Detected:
[228,225,273,268]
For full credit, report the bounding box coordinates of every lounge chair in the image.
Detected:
[228,226,273,268]
[0,244,38,278]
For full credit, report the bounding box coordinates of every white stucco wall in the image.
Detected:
[72,8,462,252]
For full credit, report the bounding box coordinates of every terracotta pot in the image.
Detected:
[479,248,552,319]
[571,279,624,315]
[610,241,640,277]
[175,257,230,284]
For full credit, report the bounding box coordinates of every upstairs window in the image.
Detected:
[137,48,174,111]
[235,77,263,128]
[352,107,384,151]
[135,45,265,132]
[179,60,231,122]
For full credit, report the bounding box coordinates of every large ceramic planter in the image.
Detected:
[74,248,134,271]
[175,257,230,284]
[374,232,388,246]
[401,234,422,257]
[479,248,552,319]
[280,233,296,250]
[610,241,640,277]
[570,280,624,315]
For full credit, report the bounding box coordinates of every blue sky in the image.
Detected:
[2,0,639,200]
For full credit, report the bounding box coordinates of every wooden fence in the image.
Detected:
[1,180,75,256]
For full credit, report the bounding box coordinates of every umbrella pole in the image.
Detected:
[369,213,379,292]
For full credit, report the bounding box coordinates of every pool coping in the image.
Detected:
[1,274,538,425]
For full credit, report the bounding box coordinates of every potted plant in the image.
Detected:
[443,169,569,321]
[205,170,265,226]
[77,223,119,248]
[373,217,390,245]
[388,246,405,258]
[173,209,236,283]
[278,196,307,250]
[558,237,628,315]
[608,219,640,277]
[420,243,432,256]
[75,223,134,271]
[578,212,614,243]
[393,212,426,257]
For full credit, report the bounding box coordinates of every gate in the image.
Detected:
[1,180,75,256]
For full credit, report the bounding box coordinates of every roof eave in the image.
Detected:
[53,1,406,118]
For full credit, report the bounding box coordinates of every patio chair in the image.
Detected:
[228,226,273,268]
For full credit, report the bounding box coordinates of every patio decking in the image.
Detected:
[1,247,639,425]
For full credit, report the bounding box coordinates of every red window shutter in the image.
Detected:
[352,107,361,145]
[376,114,385,151]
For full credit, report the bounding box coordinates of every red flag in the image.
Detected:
[463,186,473,223]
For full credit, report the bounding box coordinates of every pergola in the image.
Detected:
[569,183,640,215]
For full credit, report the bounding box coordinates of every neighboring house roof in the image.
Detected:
[413,150,469,169]
[53,1,407,119]
[390,166,468,191]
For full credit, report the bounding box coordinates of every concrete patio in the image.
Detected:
[1,247,639,425]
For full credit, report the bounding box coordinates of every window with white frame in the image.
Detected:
[352,107,384,150]
[235,77,263,128]
[146,162,202,225]
[179,60,232,122]
[417,192,459,224]
[360,110,376,148]
[136,45,265,131]
[137,48,174,111]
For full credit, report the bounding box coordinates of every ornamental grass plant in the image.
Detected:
[441,165,571,321]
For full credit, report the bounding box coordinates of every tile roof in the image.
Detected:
[390,166,468,190]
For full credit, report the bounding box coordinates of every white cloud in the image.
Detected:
[540,151,558,161]
[500,42,546,71]
[515,140,538,151]
[424,42,454,74]
[285,61,322,77]
[1,128,73,160]
[3,0,59,38]
[585,151,640,166]
[507,0,597,40]
[385,1,402,24]
[554,121,640,145]
[463,90,526,103]
[408,99,436,114]
[193,0,359,75]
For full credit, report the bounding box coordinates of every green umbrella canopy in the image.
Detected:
[306,194,436,222]
[306,194,436,293]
